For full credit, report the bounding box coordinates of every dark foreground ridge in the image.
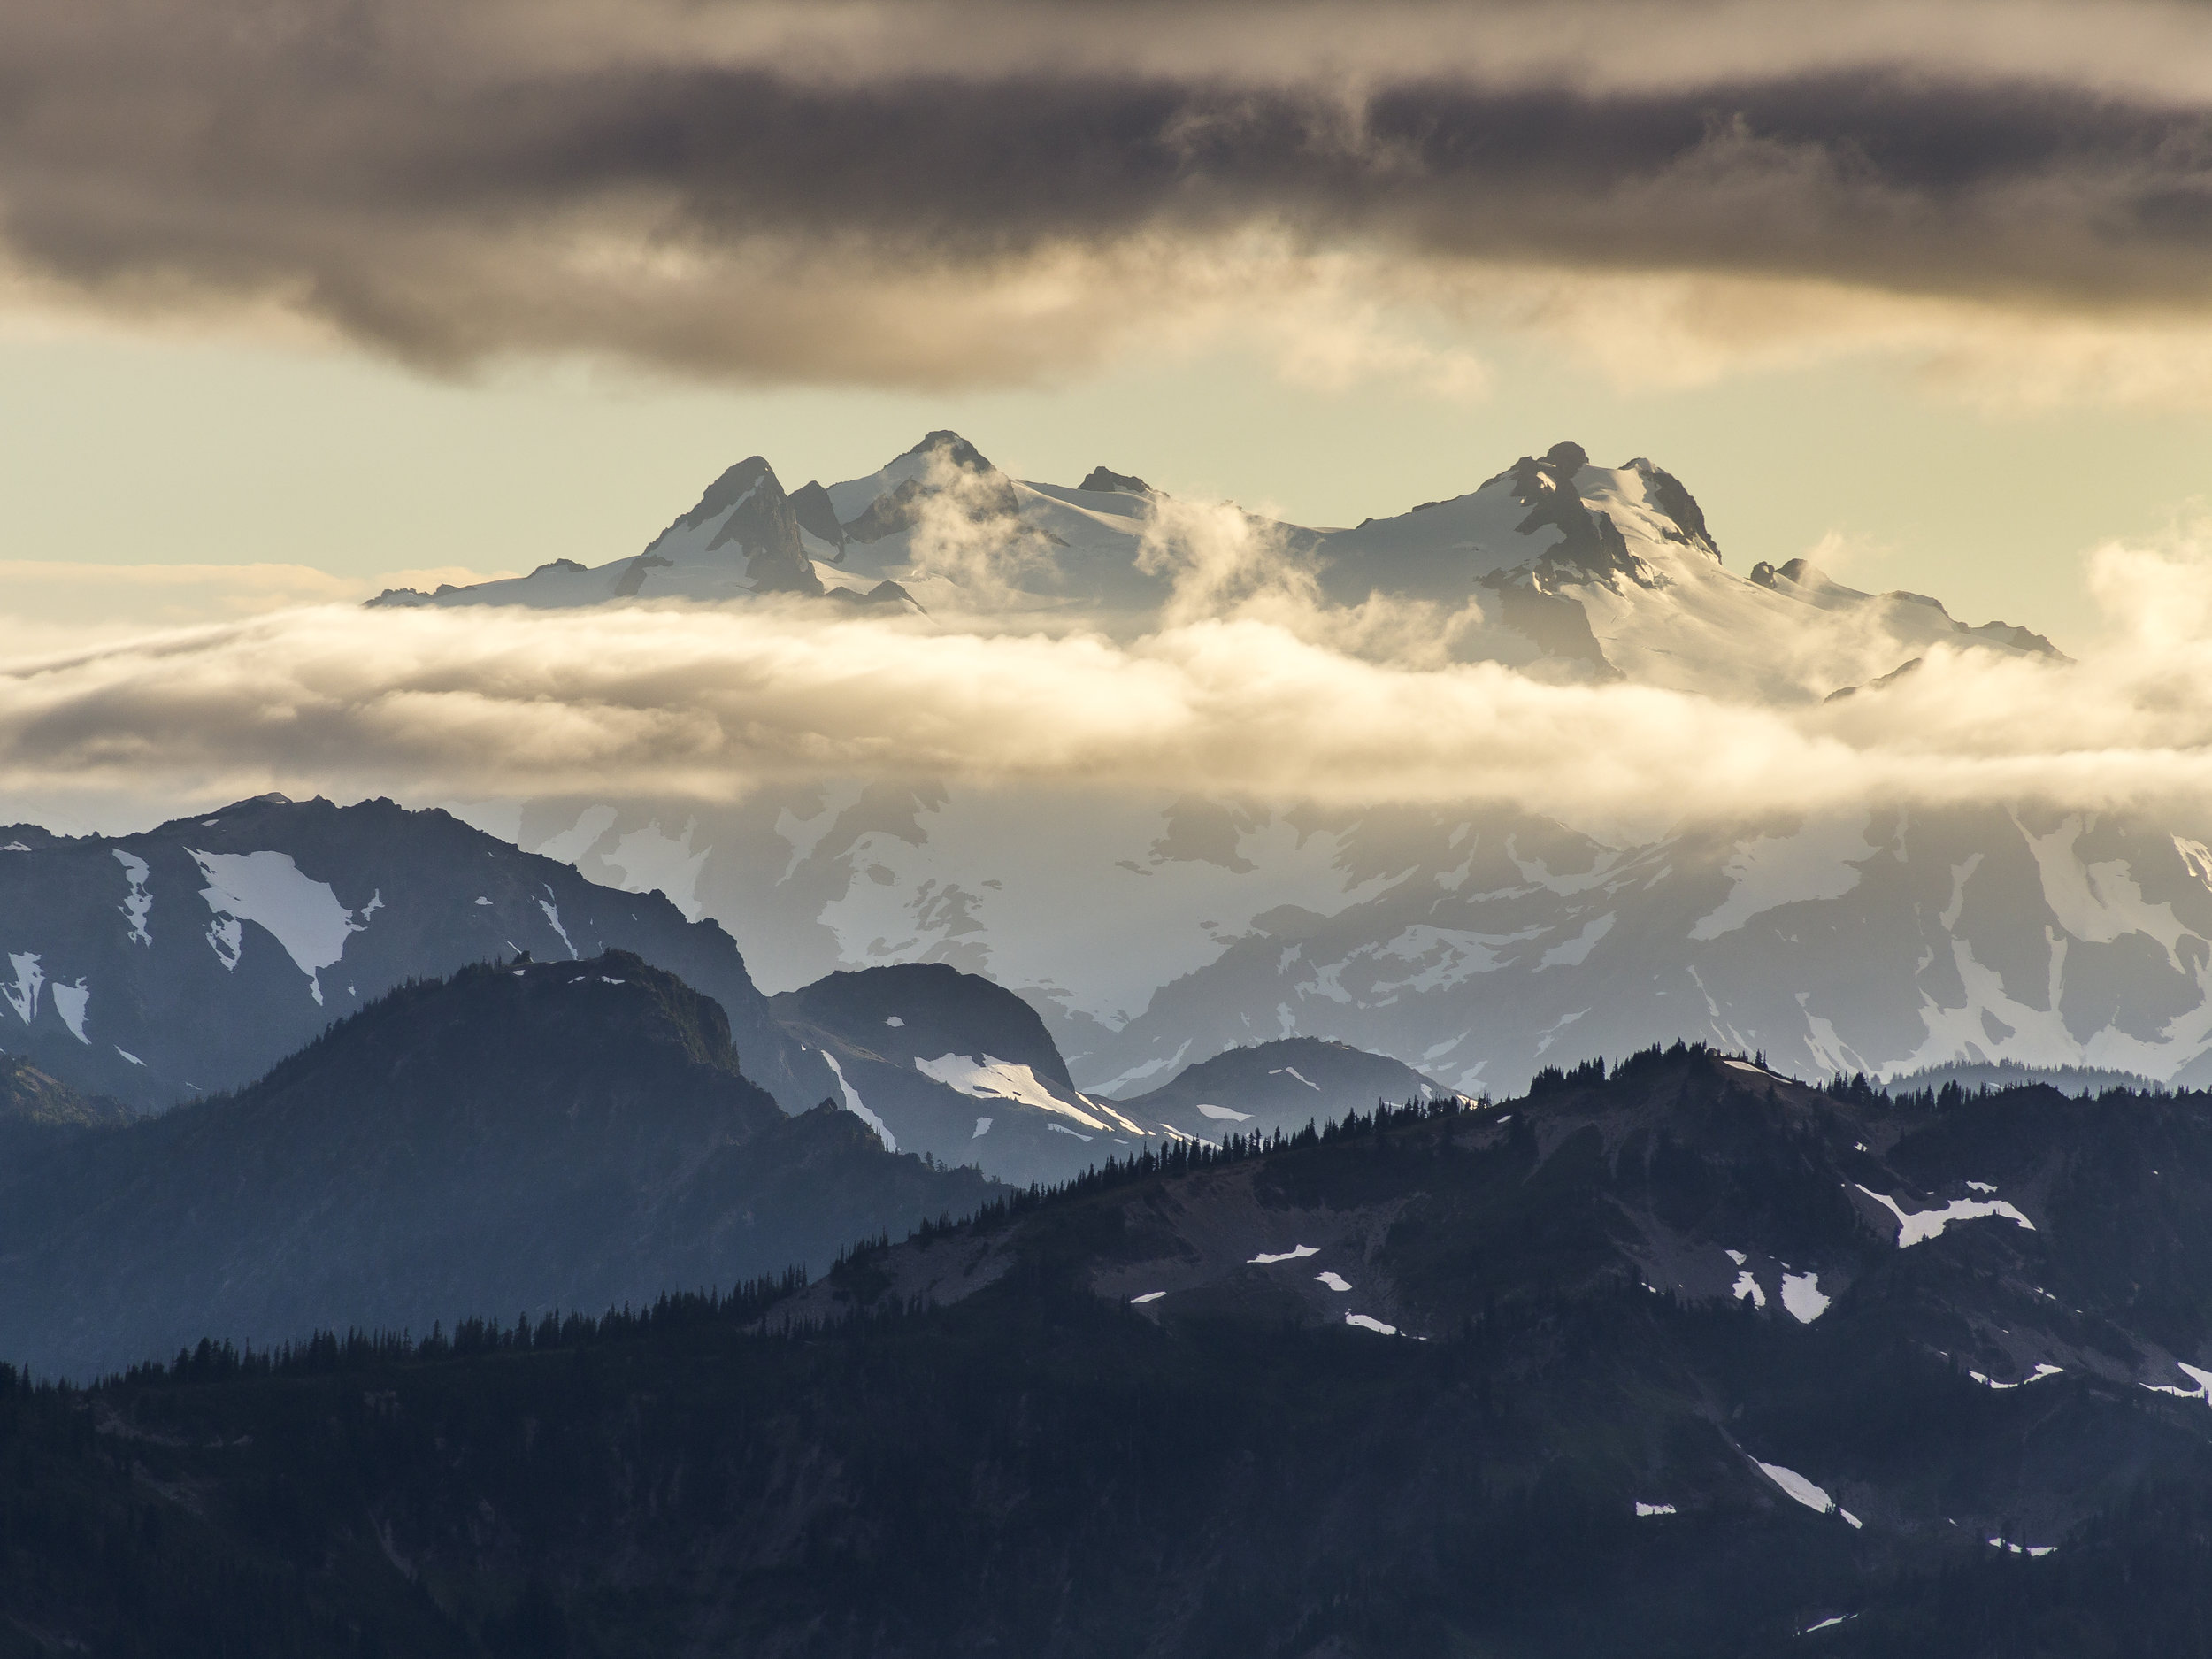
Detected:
[0,951,991,1380]
[7,1044,2212,1655]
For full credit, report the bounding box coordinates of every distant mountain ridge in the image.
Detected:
[0,950,991,1379]
[375,427,2056,704]
[0,794,836,1114]
[769,962,1452,1183]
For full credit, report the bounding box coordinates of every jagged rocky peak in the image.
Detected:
[641,453,819,595]
[787,480,845,546]
[1078,465,1152,495]
[1623,456,1721,560]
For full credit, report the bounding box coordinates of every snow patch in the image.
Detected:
[886,1015,905,1027]
[971,1115,992,1138]
[1250,1245,1319,1264]
[1635,1502,1677,1517]
[1970,1363,2063,1390]
[1538,912,1615,969]
[1689,814,1875,941]
[1855,1185,2035,1246]
[1130,1292,1165,1304]
[1732,1271,1767,1309]
[914,1052,1109,1129]
[4,953,44,1025]
[1315,1271,1353,1292]
[536,890,578,958]
[822,1051,896,1150]
[1755,1460,1839,1517]
[1345,1313,1399,1335]
[1195,1102,1253,1121]
[50,979,89,1043]
[114,850,152,945]
[602,818,711,921]
[115,1047,143,1065]
[1780,1272,1830,1323]
[188,849,373,1003]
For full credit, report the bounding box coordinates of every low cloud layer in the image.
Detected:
[6,522,2212,833]
[6,1,2212,396]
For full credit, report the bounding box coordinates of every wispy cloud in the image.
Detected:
[5,521,2211,830]
[5,1,2212,398]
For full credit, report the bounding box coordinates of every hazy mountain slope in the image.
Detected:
[526,787,2212,1102]
[1110,1034,1449,1139]
[0,951,991,1379]
[10,1048,2212,1654]
[0,793,836,1113]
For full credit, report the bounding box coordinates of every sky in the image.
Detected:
[4,0,2212,830]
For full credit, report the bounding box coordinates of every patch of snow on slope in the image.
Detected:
[4,953,44,1025]
[534,803,618,867]
[1345,1313,1399,1335]
[50,979,89,1043]
[971,1116,992,1138]
[914,1053,1110,1129]
[536,891,578,958]
[188,850,372,1004]
[1195,1102,1253,1121]
[1732,1271,1768,1309]
[1855,1185,2035,1247]
[2018,813,2196,968]
[1130,1292,1165,1304]
[821,1052,896,1150]
[114,850,152,945]
[774,780,866,879]
[1781,1272,1831,1323]
[2144,1362,2212,1404]
[603,818,711,920]
[1939,852,1983,931]
[1372,925,1540,993]
[1538,912,1616,969]
[1272,1066,1319,1089]
[1755,1461,1839,1516]
[1689,813,1877,941]
[116,1048,142,1064]
[1250,1245,1319,1263]
[1315,1271,1353,1292]
[1635,1502,1677,1517]
[1970,1364,2063,1390]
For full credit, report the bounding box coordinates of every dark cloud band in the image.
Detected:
[3,4,2208,380]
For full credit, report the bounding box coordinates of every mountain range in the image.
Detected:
[356,426,2212,1108]
[9,1048,2212,1655]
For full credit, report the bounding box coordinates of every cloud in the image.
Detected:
[0,561,520,632]
[7,519,2212,833]
[5,1,2212,396]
